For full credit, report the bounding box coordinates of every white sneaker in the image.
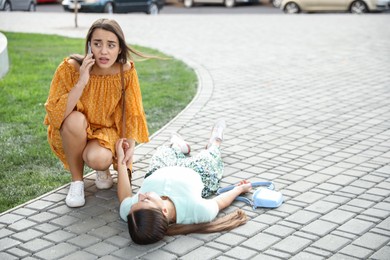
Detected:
[170,132,191,154]
[207,119,226,149]
[66,181,85,208]
[95,169,113,189]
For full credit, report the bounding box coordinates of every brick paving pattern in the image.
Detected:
[0,13,389,259]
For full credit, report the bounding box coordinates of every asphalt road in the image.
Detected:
[36,1,283,14]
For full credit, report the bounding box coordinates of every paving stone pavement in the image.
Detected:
[1,12,390,260]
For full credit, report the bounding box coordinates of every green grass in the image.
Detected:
[0,32,197,213]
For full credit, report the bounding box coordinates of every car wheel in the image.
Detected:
[350,0,368,13]
[284,2,300,13]
[224,0,235,7]
[104,2,114,13]
[3,1,11,11]
[272,0,282,8]
[183,0,193,8]
[147,3,159,14]
[28,2,36,11]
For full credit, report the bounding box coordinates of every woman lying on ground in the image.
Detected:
[115,119,251,245]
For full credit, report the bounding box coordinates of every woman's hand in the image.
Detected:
[115,138,126,165]
[236,180,252,194]
[78,54,95,87]
[122,139,135,168]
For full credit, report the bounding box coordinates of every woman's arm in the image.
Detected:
[213,181,252,211]
[64,56,95,119]
[116,138,132,203]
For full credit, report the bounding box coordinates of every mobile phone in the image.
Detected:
[88,41,92,55]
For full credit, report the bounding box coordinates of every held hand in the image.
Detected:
[78,54,95,87]
[115,138,126,165]
[122,139,134,167]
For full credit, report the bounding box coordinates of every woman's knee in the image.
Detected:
[83,142,112,170]
[61,111,88,136]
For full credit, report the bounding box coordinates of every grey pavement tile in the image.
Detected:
[242,233,281,251]
[311,234,351,252]
[64,218,107,234]
[320,209,355,225]
[58,251,98,260]
[263,225,295,238]
[215,233,246,246]
[339,244,373,259]
[205,241,231,252]
[85,242,119,257]
[262,249,291,259]
[290,251,325,260]
[271,236,312,255]
[25,200,54,211]
[304,200,339,215]
[19,238,53,253]
[0,237,21,251]
[6,247,31,258]
[181,247,222,260]
[337,218,375,236]
[352,232,390,251]
[104,235,130,248]
[67,234,101,248]
[370,246,390,260]
[0,252,18,260]
[163,236,204,256]
[34,242,79,259]
[231,220,268,237]
[362,208,390,220]
[50,214,80,228]
[43,229,76,243]
[7,219,37,232]
[0,228,14,239]
[223,246,257,260]
[300,220,338,237]
[12,208,37,217]
[28,212,58,223]
[88,225,121,239]
[140,249,177,260]
[111,245,154,259]
[0,214,24,225]
[285,210,320,225]
[33,223,60,233]
[10,229,43,242]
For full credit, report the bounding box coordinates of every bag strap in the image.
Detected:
[120,63,126,138]
[216,181,275,208]
[120,63,133,180]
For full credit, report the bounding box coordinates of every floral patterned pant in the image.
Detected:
[144,145,224,198]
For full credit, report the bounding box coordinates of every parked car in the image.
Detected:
[62,0,164,14]
[181,0,257,8]
[0,0,36,10]
[281,0,390,13]
[36,0,58,3]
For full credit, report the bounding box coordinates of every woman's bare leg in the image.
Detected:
[83,140,113,170]
[60,111,88,181]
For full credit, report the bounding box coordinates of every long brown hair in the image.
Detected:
[128,209,248,245]
[70,18,154,65]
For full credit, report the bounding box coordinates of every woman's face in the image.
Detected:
[90,28,121,70]
[130,192,165,212]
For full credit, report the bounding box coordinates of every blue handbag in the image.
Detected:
[216,181,284,209]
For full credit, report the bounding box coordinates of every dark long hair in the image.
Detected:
[70,18,152,65]
[128,209,248,245]
[127,208,169,245]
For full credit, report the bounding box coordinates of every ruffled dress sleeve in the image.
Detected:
[115,62,149,143]
[43,59,79,129]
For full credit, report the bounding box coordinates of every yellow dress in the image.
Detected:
[43,58,149,170]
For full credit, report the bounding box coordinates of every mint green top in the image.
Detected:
[119,166,219,224]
